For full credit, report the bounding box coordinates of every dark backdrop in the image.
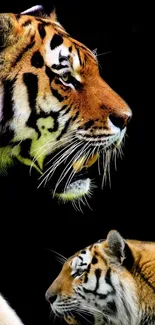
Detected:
[0,1,148,325]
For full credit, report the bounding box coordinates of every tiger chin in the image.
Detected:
[45,230,155,325]
[0,5,132,203]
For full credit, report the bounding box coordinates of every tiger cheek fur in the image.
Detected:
[0,6,132,202]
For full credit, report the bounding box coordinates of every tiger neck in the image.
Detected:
[128,240,155,322]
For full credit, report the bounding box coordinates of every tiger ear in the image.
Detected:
[21,4,57,22]
[0,14,18,49]
[49,8,57,22]
[106,230,125,264]
[105,230,134,269]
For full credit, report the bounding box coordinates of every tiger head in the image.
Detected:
[45,230,142,325]
[0,5,132,203]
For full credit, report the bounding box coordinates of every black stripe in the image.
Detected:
[38,110,59,133]
[23,73,38,109]
[135,265,155,294]
[92,256,98,264]
[54,78,64,85]
[76,292,86,300]
[0,127,14,146]
[12,35,35,67]
[59,104,68,111]
[56,117,72,141]
[50,34,63,50]
[95,268,101,291]
[62,107,70,116]
[51,64,69,70]
[59,52,69,63]
[84,273,88,283]
[31,51,44,68]
[76,47,82,66]
[72,111,79,122]
[23,73,40,137]
[69,46,72,53]
[83,287,107,299]
[52,88,64,102]
[22,19,32,27]
[105,268,115,293]
[107,301,117,313]
[83,267,115,300]
[45,66,55,83]
[86,264,91,274]
[38,23,46,39]
[20,139,32,159]
[2,78,15,124]
[83,120,94,130]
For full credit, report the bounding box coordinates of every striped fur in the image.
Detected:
[46,230,155,325]
[0,5,132,202]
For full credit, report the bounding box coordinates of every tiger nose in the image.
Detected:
[109,112,132,130]
[45,291,57,304]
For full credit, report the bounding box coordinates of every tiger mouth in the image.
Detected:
[55,155,98,202]
[41,131,125,202]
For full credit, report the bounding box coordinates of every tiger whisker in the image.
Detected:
[76,311,93,324]
[47,248,67,262]
[39,140,80,187]
[30,133,75,173]
[41,138,80,178]
[43,140,83,188]
[37,140,81,188]
[58,140,91,192]
[52,140,88,196]
[64,140,92,192]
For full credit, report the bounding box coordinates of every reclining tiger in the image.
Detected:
[0,5,132,203]
[45,230,155,325]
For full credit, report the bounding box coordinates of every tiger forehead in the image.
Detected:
[71,249,92,269]
[14,13,97,68]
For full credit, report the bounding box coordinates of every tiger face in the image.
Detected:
[0,5,132,203]
[46,231,155,325]
[45,230,139,325]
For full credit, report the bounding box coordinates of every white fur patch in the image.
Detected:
[21,5,43,15]
[0,294,24,325]
[45,42,70,69]
[71,249,92,274]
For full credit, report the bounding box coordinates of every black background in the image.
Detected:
[0,1,149,325]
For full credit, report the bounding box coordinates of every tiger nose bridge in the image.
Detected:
[87,79,132,129]
[45,279,60,302]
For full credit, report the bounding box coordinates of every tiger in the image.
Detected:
[45,230,155,325]
[0,293,24,325]
[0,5,132,203]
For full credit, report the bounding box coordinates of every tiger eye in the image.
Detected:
[62,72,71,83]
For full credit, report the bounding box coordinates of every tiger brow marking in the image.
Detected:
[22,19,32,27]
[2,78,16,124]
[76,46,82,66]
[38,23,46,39]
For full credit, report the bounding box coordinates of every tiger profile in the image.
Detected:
[0,5,132,203]
[45,230,155,325]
